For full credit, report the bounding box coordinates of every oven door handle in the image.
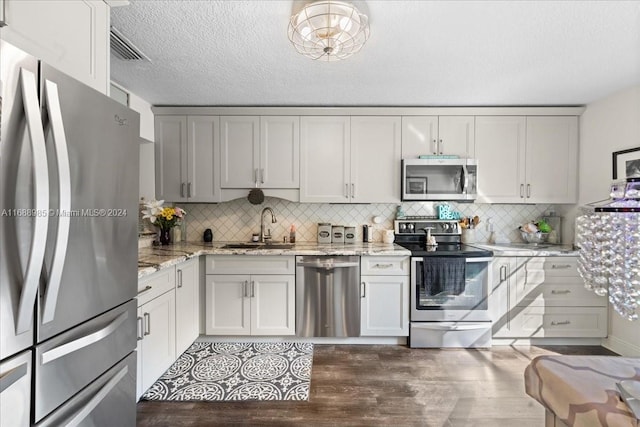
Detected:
[465,257,493,263]
[419,323,490,331]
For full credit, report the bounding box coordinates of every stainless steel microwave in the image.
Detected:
[401,158,477,201]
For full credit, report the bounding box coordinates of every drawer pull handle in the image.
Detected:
[374,263,393,269]
[138,285,152,295]
[551,289,571,294]
[551,265,572,269]
[551,320,571,326]
[361,282,366,298]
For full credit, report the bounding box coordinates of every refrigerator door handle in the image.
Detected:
[64,365,129,427]
[0,362,29,393]
[41,79,72,324]
[16,68,50,334]
[40,311,128,364]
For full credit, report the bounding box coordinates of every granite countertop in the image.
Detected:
[469,242,579,257]
[138,241,411,278]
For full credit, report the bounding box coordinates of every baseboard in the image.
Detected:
[603,335,640,356]
[492,337,603,346]
[197,335,407,345]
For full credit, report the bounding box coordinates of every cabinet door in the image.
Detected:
[525,116,578,203]
[155,116,188,202]
[490,257,519,338]
[350,117,401,203]
[437,116,475,157]
[187,116,220,202]
[300,116,350,202]
[205,275,251,335]
[250,275,295,336]
[175,259,200,356]
[475,116,526,203]
[138,290,176,398]
[260,116,300,188]
[220,116,260,188]
[401,116,438,158]
[360,275,409,336]
[0,0,109,94]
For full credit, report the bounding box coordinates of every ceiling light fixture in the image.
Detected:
[287,0,370,62]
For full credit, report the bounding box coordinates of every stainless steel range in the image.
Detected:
[394,217,494,348]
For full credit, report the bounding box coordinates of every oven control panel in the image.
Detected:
[394,219,460,235]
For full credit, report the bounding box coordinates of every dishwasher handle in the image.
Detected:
[296,261,360,269]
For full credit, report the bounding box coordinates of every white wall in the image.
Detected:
[578,84,640,356]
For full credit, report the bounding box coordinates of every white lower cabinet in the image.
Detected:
[360,256,410,336]
[136,287,176,400]
[136,258,200,400]
[205,256,296,336]
[175,257,200,356]
[490,256,607,338]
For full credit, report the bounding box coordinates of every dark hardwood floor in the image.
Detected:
[136,344,617,426]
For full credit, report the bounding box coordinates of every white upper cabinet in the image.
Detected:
[155,115,220,202]
[0,0,109,94]
[350,117,401,203]
[475,116,578,204]
[220,116,260,188]
[221,116,300,189]
[525,116,578,203]
[401,116,475,159]
[155,116,187,202]
[300,116,351,202]
[300,116,401,203]
[475,116,526,203]
[260,116,300,188]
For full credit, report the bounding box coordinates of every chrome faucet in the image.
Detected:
[260,207,277,243]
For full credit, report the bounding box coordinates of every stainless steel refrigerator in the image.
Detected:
[0,40,139,426]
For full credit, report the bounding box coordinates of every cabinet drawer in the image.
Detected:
[206,255,295,275]
[361,256,409,275]
[138,267,175,306]
[517,280,607,307]
[544,257,578,275]
[508,306,607,338]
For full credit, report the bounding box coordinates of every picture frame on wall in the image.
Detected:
[612,147,640,180]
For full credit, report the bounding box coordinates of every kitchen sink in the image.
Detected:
[221,243,294,250]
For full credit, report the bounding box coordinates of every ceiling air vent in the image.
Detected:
[110,26,149,61]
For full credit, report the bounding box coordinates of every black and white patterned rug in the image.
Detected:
[141,342,313,401]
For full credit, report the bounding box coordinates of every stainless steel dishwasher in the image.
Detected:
[296,256,361,337]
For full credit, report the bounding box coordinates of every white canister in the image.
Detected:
[332,225,345,244]
[461,228,476,244]
[344,226,356,244]
[317,223,332,244]
[383,229,395,244]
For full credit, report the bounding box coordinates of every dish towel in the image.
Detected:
[423,257,466,296]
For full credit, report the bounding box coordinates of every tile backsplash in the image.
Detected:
[179,197,556,244]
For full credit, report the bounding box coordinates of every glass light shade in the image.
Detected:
[288,0,370,61]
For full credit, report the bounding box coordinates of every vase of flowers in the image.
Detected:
[141,200,186,245]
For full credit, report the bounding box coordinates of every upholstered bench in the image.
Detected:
[524,355,640,427]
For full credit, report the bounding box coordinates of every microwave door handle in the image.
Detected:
[41,79,71,324]
[16,68,50,334]
[461,164,469,194]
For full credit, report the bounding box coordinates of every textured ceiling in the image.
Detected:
[110,1,640,107]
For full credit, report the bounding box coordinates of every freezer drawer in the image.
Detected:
[34,299,136,422]
[0,350,32,427]
[37,352,136,427]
